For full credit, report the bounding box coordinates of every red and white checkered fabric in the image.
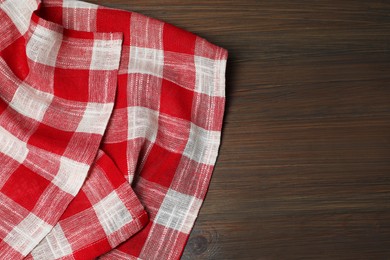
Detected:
[0,0,227,259]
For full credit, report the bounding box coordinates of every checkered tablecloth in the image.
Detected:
[0,0,227,259]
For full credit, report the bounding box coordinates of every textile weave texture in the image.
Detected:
[0,0,227,259]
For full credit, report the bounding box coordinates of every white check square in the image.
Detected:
[183,123,221,165]
[194,55,226,97]
[10,84,54,122]
[26,25,63,67]
[30,224,72,259]
[76,102,114,134]
[52,156,90,196]
[155,189,202,234]
[0,126,28,164]
[93,191,132,235]
[128,46,164,78]
[3,213,52,256]
[127,106,159,142]
[90,39,123,70]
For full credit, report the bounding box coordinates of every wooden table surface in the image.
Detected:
[90,1,390,258]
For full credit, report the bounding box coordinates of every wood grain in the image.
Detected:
[90,1,390,258]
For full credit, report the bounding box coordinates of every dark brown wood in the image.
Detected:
[91,1,390,258]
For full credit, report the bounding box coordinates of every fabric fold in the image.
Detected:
[27,150,148,259]
[0,0,124,257]
[0,0,228,259]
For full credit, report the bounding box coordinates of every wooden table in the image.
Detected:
[91,1,390,258]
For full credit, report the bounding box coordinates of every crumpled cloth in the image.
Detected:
[0,0,227,259]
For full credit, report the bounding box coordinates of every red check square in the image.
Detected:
[1,165,51,211]
[54,68,89,102]
[141,144,182,188]
[28,123,74,156]
[160,79,194,121]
